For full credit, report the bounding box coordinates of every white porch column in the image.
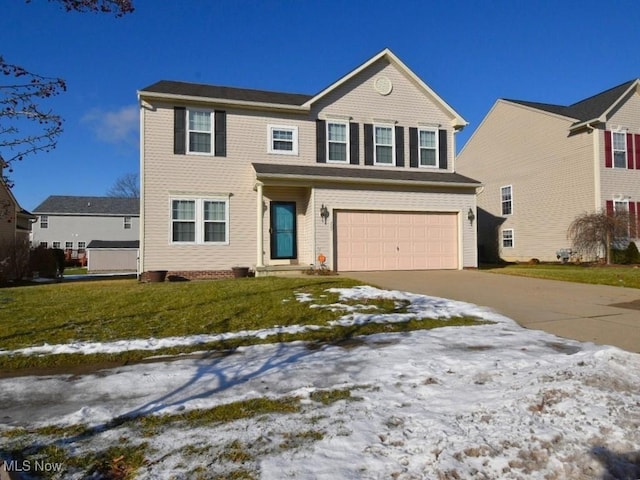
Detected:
[256,182,265,268]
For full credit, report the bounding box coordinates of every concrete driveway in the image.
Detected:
[343,270,640,353]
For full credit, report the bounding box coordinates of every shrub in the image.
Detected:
[626,241,640,264]
[611,248,628,265]
[30,246,58,278]
[0,238,31,284]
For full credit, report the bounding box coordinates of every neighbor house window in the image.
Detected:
[502,229,514,248]
[268,125,298,155]
[327,121,348,162]
[501,185,513,215]
[124,216,132,229]
[39,241,48,248]
[171,198,229,244]
[40,215,48,229]
[374,125,394,165]
[77,242,86,250]
[419,128,437,167]
[187,109,213,154]
[52,241,60,249]
[65,242,73,249]
[612,131,627,169]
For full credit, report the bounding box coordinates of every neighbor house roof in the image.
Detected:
[87,240,140,249]
[33,196,140,215]
[253,163,481,188]
[505,79,639,128]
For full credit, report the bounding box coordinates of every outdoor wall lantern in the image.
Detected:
[467,208,476,226]
[320,204,330,224]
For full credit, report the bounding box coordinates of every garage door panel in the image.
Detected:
[336,211,458,271]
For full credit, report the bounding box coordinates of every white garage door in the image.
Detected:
[335,211,458,271]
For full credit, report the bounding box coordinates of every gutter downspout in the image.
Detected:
[138,96,145,280]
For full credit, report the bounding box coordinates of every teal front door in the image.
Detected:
[270,202,297,259]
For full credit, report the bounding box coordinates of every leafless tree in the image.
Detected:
[1,0,134,185]
[567,210,630,264]
[107,172,139,198]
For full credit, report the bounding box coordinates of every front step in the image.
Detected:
[255,264,314,277]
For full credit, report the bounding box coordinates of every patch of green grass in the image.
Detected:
[63,267,87,275]
[219,440,253,463]
[310,387,358,405]
[484,263,640,289]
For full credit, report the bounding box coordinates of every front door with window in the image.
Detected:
[270,202,297,259]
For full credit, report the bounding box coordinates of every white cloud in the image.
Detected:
[81,105,138,146]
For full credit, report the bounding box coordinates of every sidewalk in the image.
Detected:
[343,270,640,353]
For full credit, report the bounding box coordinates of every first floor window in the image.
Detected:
[419,128,437,167]
[501,185,513,215]
[502,229,514,248]
[65,242,73,249]
[188,109,213,154]
[40,215,48,229]
[171,198,229,244]
[612,131,627,168]
[327,121,348,162]
[124,216,132,229]
[52,241,61,249]
[268,125,298,155]
[39,241,48,248]
[78,242,86,251]
[374,125,394,164]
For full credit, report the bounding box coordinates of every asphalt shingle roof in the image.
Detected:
[33,196,140,215]
[505,79,638,124]
[140,80,312,106]
[86,240,139,249]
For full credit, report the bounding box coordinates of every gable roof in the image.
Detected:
[33,196,140,215]
[505,79,639,128]
[87,240,139,249]
[138,49,467,128]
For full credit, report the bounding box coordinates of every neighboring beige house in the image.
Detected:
[138,49,481,279]
[457,79,640,262]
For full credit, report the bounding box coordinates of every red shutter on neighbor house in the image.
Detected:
[635,134,640,169]
[630,202,637,238]
[604,130,612,168]
[606,200,614,216]
[627,133,634,169]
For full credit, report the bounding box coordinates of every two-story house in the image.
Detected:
[138,49,481,279]
[32,195,139,269]
[457,79,640,262]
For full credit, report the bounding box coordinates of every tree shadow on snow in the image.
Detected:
[591,446,640,480]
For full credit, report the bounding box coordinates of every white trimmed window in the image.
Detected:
[124,216,132,229]
[52,241,61,249]
[327,121,348,162]
[65,242,73,249]
[39,241,48,248]
[78,242,86,250]
[612,131,627,169]
[40,215,48,229]
[374,125,394,165]
[418,128,438,167]
[501,185,513,215]
[187,109,213,154]
[502,229,514,248]
[268,125,298,155]
[171,198,229,244]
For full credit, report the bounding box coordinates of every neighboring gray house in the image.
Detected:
[138,49,481,279]
[457,79,640,262]
[32,196,139,269]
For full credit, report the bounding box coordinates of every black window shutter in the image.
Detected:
[395,126,404,167]
[316,120,326,163]
[364,123,373,165]
[349,123,359,165]
[409,127,418,168]
[438,129,448,170]
[174,107,186,155]
[214,110,226,157]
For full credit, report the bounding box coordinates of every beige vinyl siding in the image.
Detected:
[0,184,16,243]
[600,91,640,211]
[457,101,594,262]
[311,60,457,172]
[313,184,477,270]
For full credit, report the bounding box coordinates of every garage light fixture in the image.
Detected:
[467,208,476,226]
[320,204,329,224]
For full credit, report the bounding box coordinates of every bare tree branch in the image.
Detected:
[26,0,134,16]
[107,172,139,198]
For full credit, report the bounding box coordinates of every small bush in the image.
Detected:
[30,246,58,278]
[626,242,640,264]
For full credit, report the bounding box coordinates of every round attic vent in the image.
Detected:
[374,76,393,96]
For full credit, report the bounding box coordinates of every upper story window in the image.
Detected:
[419,128,438,167]
[171,198,229,244]
[188,109,213,154]
[124,216,132,229]
[501,185,513,215]
[612,131,627,168]
[40,215,48,229]
[268,125,298,155]
[327,122,348,162]
[374,125,394,165]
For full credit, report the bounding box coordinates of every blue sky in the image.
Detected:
[2,0,639,210]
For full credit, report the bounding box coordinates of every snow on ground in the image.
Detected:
[1,286,639,479]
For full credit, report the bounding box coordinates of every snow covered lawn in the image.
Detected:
[1,286,639,479]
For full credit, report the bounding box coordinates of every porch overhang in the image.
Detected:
[252,163,482,190]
